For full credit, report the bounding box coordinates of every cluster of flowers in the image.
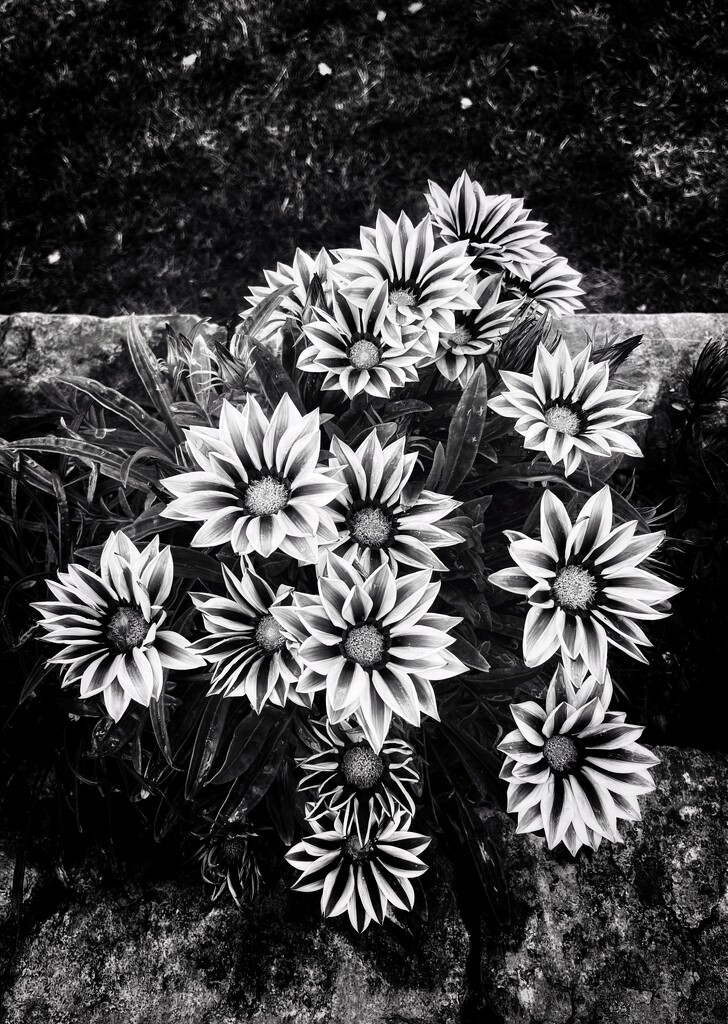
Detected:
[31,173,678,930]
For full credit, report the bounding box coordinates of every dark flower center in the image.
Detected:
[255,614,285,653]
[551,565,598,612]
[342,744,384,789]
[543,735,580,773]
[343,624,386,668]
[350,506,393,548]
[219,836,249,865]
[243,475,290,516]
[106,606,149,653]
[544,402,582,437]
[349,338,381,370]
[345,835,375,862]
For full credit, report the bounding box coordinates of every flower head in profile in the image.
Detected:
[327,431,462,574]
[425,172,550,279]
[162,395,344,564]
[519,253,585,316]
[32,532,205,721]
[488,340,648,476]
[298,280,430,399]
[197,822,261,907]
[489,486,681,681]
[286,802,430,931]
[334,211,477,349]
[298,719,420,819]
[238,247,334,344]
[272,554,465,751]
[429,273,522,385]
[499,668,659,854]
[191,561,308,712]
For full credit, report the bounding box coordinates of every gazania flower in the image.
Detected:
[272,554,465,751]
[286,802,430,932]
[191,561,308,712]
[327,431,462,574]
[489,486,681,681]
[197,823,261,906]
[32,532,205,721]
[499,668,660,854]
[428,273,522,385]
[162,395,344,565]
[238,247,334,344]
[425,172,550,279]
[488,340,648,476]
[298,280,430,399]
[298,719,420,819]
[334,211,477,349]
[518,252,585,316]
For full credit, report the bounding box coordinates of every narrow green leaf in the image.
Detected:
[439,365,489,493]
[127,314,184,445]
[210,707,283,785]
[248,338,306,414]
[185,695,230,799]
[242,283,296,340]
[2,437,158,490]
[57,375,175,455]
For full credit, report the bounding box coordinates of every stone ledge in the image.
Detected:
[2,312,726,421]
[2,746,726,1024]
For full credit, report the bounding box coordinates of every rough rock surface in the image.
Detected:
[0,313,226,418]
[2,746,726,1023]
[481,745,728,1023]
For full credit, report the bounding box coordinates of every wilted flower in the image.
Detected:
[499,668,660,854]
[335,210,477,349]
[198,823,262,906]
[272,554,465,751]
[298,280,430,399]
[425,172,550,279]
[428,273,522,385]
[488,339,648,476]
[489,486,681,680]
[286,802,430,931]
[327,431,462,574]
[162,395,344,564]
[298,719,420,819]
[191,561,308,712]
[238,247,334,344]
[33,532,205,721]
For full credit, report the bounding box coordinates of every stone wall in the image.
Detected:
[2,747,726,1023]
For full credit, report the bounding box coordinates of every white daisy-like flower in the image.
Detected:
[489,486,681,681]
[327,431,462,574]
[425,171,551,280]
[298,719,419,819]
[298,280,430,399]
[237,247,335,346]
[488,339,648,476]
[32,532,205,721]
[499,667,660,855]
[286,801,430,932]
[190,561,309,712]
[428,272,522,385]
[162,395,345,565]
[518,252,585,315]
[272,554,465,751]
[334,210,478,351]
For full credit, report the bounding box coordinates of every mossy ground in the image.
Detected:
[1,0,726,320]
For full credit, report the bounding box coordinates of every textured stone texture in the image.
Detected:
[481,745,728,1024]
[0,313,226,417]
[2,747,726,1023]
[1,860,467,1024]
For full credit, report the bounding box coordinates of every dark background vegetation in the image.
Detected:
[1,0,727,320]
